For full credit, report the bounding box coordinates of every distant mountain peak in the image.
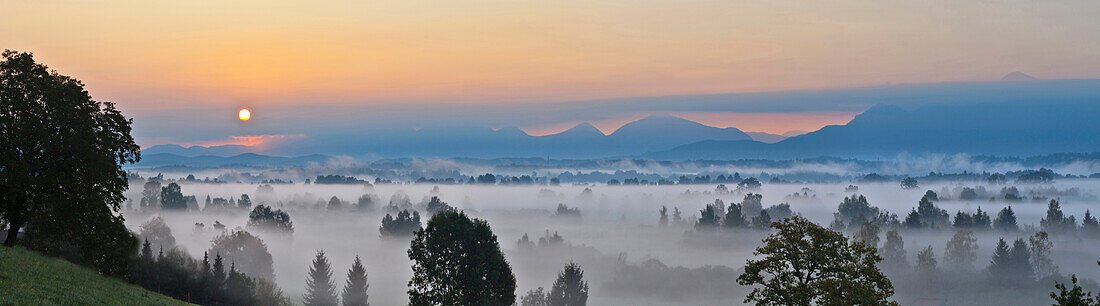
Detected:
[1001,71,1037,81]
[494,126,529,137]
[556,122,605,137]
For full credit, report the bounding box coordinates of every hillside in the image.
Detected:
[0,246,190,305]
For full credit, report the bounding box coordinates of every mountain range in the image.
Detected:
[141,78,1100,161]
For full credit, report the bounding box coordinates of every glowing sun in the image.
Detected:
[238,108,251,121]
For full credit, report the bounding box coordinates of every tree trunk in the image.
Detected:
[2,220,22,246]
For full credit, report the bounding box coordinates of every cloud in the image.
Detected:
[178,134,305,148]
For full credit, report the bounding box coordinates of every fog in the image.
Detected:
[122,177,1100,305]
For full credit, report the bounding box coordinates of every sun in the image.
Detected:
[238,108,251,121]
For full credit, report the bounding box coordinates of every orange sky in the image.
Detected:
[3,0,1099,145]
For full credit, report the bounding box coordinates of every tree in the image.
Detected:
[407,211,515,305]
[696,204,721,231]
[994,206,1019,232]
[1029,231,1057,280]
[751,210,771,230]
[160,182,186,210]
[989,238,1012,279]
[972,206,992,230]
[740,193,764,219]
[881,228,909,272]
[854,222,880,248]
[248,205,294,233]
[903,209,922,229]
[943,230,977,270]
[342,255,369,306]
[304,250,339,306]
[1011,238,1033,281]
[356,193,378,212]
[141,181,162,210]
[737,177,762,191]
[1051,275,1099,306]
[915,245,937,277]
[209,230,275,282]
[1,50,141,276]
[138,216,177,251]
[1084,210,1100,238]
[1041,199,1070,234]
[952,211,973,229]
[991,238,1033,283]
[226,263,257,305]
[328,196,343,210]
[212,253,227,290]
[548,262,589,306]
[916,196,949,229]
[900,177,918,189]
[521,287,549,306]
[657,206,668,227]
[736,216,898,305]
[238,194,252,210]
[380,210,421,237]
[425,196,454,215]
[723,203,747,229]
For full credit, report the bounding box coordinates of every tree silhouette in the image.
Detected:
[881,228,909,272]
[943,230,977,270]
[304,250,339,306]
[407,211,515,305]
[737,216,897,305]
[248,204,294,233]
[160,183,186,210]
[548,262,589,306]
[342,255,369,306]
[0,50,141,276]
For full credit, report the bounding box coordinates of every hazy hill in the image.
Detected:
[0,246,189,305]
[647,98,1100,160]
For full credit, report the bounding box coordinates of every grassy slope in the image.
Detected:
[0,246,190,305]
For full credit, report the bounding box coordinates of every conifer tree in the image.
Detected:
[342,256,369,306]
[881,228,909,272]
[548,262,589,306]
[989,239,1013,279]
[304,250,339,306]
[212,253,226,290]
[1010,238,1033,281]
[994,206,1019,232]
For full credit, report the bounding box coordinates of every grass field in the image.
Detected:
[0,245,190,305]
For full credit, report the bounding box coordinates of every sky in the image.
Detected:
[3,0,1099,147]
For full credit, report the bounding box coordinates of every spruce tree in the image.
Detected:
[304,250,339,306]
[548,262,589,306]
[342,256,369,306]
[212,253,227,290]
[994,206,1018,232]
[989,239,1013,279]
[881,228,909,272]
[1010,238,1033,281]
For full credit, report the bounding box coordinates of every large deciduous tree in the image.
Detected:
[737,216,898,305]
[407,211,516,305]
[0,50,140,276]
